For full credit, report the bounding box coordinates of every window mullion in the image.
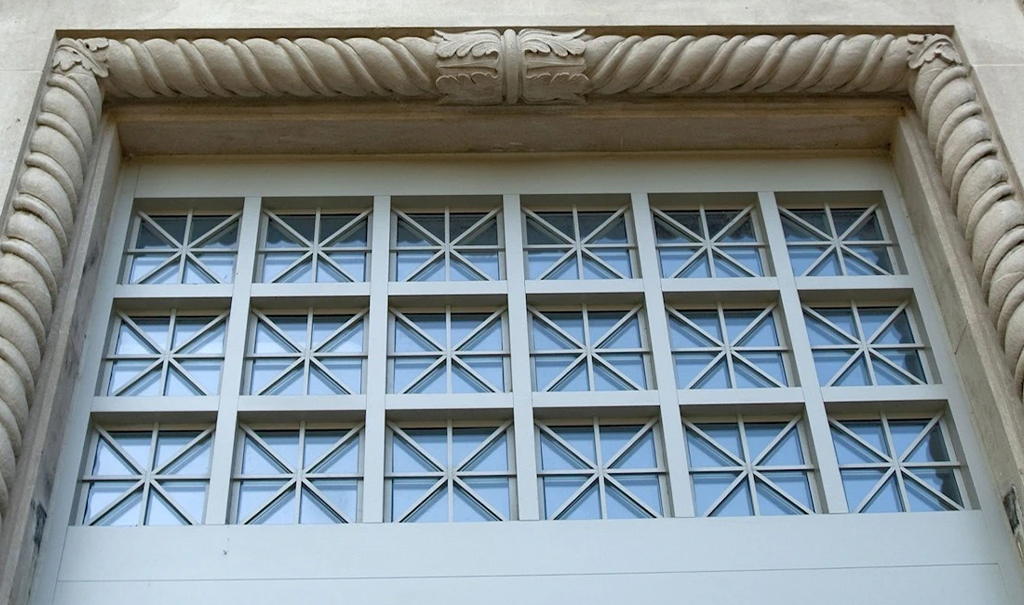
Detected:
[447,421,455,522]
[361,194,393,523]
[503,193,540,520]
[630,191,692,517]
[295,423,307,524]
[758,191,848,513]
[204,195,262,524]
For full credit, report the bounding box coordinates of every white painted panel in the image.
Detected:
[133,157,895,199]
[58,512,997,582]
[53,563,1010,605]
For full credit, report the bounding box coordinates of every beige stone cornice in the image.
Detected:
[88,31,912,103]
[0,29,1017,524]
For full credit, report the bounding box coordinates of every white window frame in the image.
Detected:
[665,302,793,390]
[527,303,653,393]
[650,196,770,280]
[100,309,230,398]
[777,195,905,278]
[120,205,243,286]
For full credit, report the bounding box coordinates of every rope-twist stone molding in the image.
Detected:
[0,38,105,519]
[582,33,911,96]
[906,35,1024,389]
[0,30,1020,525]
[101,36,440,99]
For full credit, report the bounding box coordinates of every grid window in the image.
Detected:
[685,416,816,516]
[537,419,666,520]
[523,205,637,280]
[245,310,367,396]
[388,308,509,394]
[668,304,789,389]
[529,305,650,392]
[73,173,984,531]
[391,208,504,281]
[653,205,767,278]
[79,425,213,526]
[831,413,965,513]
[102,311,227,396]
[257,209,370,283]
[231,423,363,524]
[804,302,929,387]
[780,204,900,277]
[386,421,515,522]
[122,210,239,285]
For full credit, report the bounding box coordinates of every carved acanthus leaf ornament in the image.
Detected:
[435,28,589,104]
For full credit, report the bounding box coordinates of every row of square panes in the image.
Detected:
[121,193,902,286]
[78,411,966,526]
[101,300,931,397]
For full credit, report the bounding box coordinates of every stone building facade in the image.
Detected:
[4,1,1024,604]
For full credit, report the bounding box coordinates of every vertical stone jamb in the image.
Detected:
[0,38,107,525]
[907,34,1024,398]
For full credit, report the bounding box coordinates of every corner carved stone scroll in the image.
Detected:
[3,29,1024,532]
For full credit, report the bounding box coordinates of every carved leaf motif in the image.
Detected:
[907,33,962,69]
[434,29,504,104]
[435,29,502,59]
[435,72,502,105]
[53,50,85,72]
[436,72,500,89]
[83,38,110,52]
[524,73,589,104]
[519,28,587,57]
[52,38,110,77]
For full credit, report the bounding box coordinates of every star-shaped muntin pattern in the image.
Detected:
[523,206,637,280]
[392,208,504,282]
[529,306,649,392]
[653,205,767,279]
[124,210,240,285]
[780,204,900,277]
[804,302,929,387]
[104,311,227,397]
[258,209,371,284]
[246,310,367,396]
